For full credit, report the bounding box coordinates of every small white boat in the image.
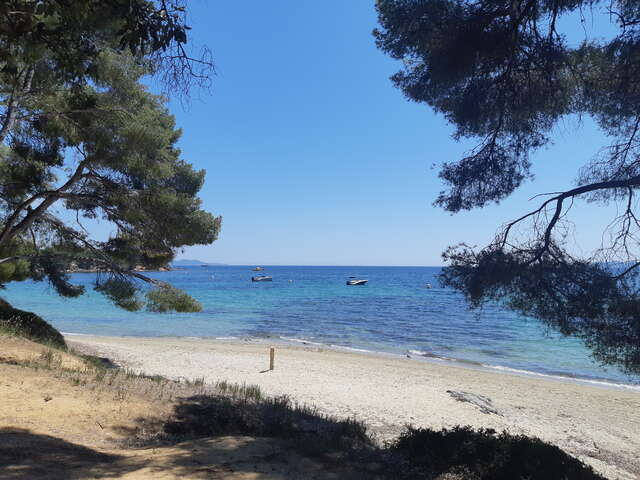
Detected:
[346,277,368,286]
[252,266,264,271]
[252,275,272,282]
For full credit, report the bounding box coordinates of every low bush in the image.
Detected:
[4,342,610,479]
[386,425,605,480]
[0,301,608,479]
[163,393,372,456]
[0,298,66,349]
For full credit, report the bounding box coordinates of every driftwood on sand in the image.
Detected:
[446,390,502,416]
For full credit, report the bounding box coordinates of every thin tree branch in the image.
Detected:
[0,158,91,247]
[499,175,640,259]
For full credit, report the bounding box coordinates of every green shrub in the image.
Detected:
[161,394,372,456]
[387,426,604,480]
[0,298,66,349]
[145,287,202,312]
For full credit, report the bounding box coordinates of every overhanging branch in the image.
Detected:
[499,174,640,263]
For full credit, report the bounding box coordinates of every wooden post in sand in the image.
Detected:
[269,347,275,371]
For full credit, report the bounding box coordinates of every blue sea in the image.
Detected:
[2,265,639,387]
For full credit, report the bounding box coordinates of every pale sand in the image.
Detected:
[67,334,640,479]
[0,336,347,479]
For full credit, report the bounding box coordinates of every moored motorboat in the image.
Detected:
[252,275,272,282]
[346,277,368,286]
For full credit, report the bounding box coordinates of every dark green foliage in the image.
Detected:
[0,242,30,284]
[0,298,66,349]
[0,1,211,92]
[77,353,118,371]
[1,1,218,313]
[387,426,604,480]
[374,0,568,211]
[145,287,202,313]
[128,389,602,478]
[161,394,372,456]
[375,0,640,374]
[94,278,143,312]
[442,245,640,373]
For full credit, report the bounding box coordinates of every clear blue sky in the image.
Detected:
[163,1,618,266]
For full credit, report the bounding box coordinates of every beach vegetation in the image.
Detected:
[38,349,60,368]
[0,298,66,349]
[386,425,604,479]
[146,286,202,313]
[159,394,372,456]
[375,0,640,374]
[120,381,604,478]
[0,335,609,479]
[213,379,263,401]
[0,1,219,313]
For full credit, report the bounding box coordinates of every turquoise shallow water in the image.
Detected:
[2,265,638,386]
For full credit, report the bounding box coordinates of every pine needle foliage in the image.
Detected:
[1,2,219,312]
[375,0,640,374]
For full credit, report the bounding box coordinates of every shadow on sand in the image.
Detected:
[0,426,362,480]
[0,428,128,479]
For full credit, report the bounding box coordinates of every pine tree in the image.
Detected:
[375,0,640,373]
[1,1,219,312]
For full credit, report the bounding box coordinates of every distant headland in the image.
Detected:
[171,259,228,266]
[66,259,227,273]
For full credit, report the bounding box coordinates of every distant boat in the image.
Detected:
[252,275,272,282]
[425,283,432,289]
[252,267,264,271]
[346,277,368,286]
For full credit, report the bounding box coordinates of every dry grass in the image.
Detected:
[42,360,373,458]
[1,337,376,478]
[0,335,608,480]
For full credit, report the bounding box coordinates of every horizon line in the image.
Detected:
[173,261,446,267]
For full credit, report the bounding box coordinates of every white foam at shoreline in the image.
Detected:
[62,332,640,391]
[280,337,381,355]
[482,364,640,391]
[279,336,327,347]
[330,344,377,354]
[409,349,458,362]
[406,349,640,390]
[277,340,640,391]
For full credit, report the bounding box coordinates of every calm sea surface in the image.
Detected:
[3,265,638,386]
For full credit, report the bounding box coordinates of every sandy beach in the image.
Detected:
[67,334,640,479]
